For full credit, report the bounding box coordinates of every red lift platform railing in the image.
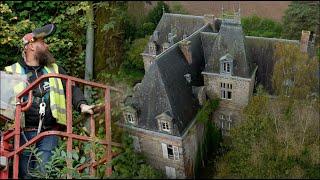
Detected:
[0,73,122,179]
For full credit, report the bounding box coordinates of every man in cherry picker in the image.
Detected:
[3,24,94,178]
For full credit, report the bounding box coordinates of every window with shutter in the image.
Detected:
[173,146,179,160]
[161,143,168,159]
[167,145,174,159]
[165,166,176,179]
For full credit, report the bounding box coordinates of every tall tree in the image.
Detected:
[272,43,319,99]
[282,1,320,43]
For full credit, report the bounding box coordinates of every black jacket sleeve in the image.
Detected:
[58,66,87,112]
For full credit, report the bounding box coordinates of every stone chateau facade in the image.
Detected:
[117,11,316,178]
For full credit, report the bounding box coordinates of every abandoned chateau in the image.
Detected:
[117,12,316,178]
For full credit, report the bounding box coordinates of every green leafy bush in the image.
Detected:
[241,14,283,38]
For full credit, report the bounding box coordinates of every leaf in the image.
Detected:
[80,156,86,164]
[61,150,66,157]
[102,21,115,32]
[72,152,79,161]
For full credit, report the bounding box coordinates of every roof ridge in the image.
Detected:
[164,12,204,19]
[245,36,300,43]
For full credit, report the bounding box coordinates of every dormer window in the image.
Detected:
[149,42,156,55]
[156,111,173,134]
[126,113,135,124]
[223,62,231,73]
[161,121,170,132]
[220,53,233,75]
[162,42,170,52]
[122,106,138,126]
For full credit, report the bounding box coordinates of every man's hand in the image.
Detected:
[80,104,94,115]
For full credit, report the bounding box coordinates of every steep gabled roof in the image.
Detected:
[129,25,211,136]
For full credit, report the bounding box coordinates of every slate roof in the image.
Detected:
[143,13,206,55]
[204,18,252,78]
[129,24,211,136]
[125,13,315,136]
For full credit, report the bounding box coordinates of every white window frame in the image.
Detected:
[161,121,170,132]
[161,143,180,160]
[219,113,232,131]
[149,43,156,55]
[220,82,232,100]
[125,113,135,124]
[219,54,233,75]
[165,166,176,179]
[223,62,231,73]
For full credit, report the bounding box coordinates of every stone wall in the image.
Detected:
[117,118,205,179]
[120,124,185,178]
[203,71,256,134]
[203,73,254,108]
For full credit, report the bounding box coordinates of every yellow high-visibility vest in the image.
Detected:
[5,63,67,125]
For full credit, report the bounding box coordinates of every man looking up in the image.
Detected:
[3,24,94,178]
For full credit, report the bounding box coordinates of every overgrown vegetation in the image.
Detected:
[214,43,319,178]
[1,1,319,178]
[26,132,162,179]
[241,15,283,38]
[194,99,222,177]
[109,132,164,179]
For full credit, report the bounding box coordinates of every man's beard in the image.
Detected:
[35,48,55,66]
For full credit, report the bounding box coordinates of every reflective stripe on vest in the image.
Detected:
[5,63,67,125]
[44,64,66,125]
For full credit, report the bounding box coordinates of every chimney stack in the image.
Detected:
[179,40,192,65]
[204,14,215,25]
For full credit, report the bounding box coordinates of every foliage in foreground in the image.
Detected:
[109,132,164,179]
[25,132,163,179]
[214,85,319,178]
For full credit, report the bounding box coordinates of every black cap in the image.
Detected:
[32,24,56,39]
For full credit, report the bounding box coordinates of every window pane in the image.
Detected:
[227,91,232,99]
[167,145,174,159]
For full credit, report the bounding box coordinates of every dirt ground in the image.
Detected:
[146,1,291,22]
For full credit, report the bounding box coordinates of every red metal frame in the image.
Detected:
[0,73,122,179]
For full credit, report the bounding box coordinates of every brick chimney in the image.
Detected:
[300,30,311,53]
[204,14,215,25]
[179,40,192,64]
